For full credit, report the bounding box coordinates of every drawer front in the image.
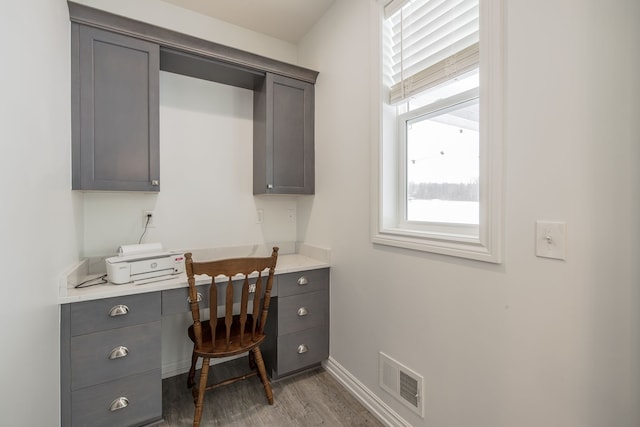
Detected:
[277,290,328,335]
[162,284,210,316]
[70,292,160,336]
[71,321,161,390]
[72,369,162,427]
[277,325,329,375]
[278,268,328,297]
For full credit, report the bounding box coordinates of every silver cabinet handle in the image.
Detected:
[109,305,129,317]
[109,346,129,359]
[187,292,203,304]
[267,184,274,189]
[297,307,308,316]
[151,180,159,186]
[109,397,129,412]
[297,276,308,286]
[297,344,308,354]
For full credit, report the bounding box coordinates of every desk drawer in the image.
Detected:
[70,321,161,390]
[162,284,210,316]
[70,293,160,336]
[277,325,329,375]
[71,369,161,427]
[277,290,328,335]
[278,268,328,297]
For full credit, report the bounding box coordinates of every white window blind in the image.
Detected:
[385,0,479,104]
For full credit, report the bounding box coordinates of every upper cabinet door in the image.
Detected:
[254,73,315,195]
[72,24,160,191]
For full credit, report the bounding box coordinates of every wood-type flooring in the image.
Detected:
[159,358,384,426]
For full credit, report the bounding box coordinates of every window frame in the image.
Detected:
[371,0,504,263]
[397,88,480,235]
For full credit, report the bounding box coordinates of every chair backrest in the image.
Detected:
[184,247,279,353]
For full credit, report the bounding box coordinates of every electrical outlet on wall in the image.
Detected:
[142,210,155,228]
[287,208,296,223]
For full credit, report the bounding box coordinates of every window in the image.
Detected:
[372,0,503,262]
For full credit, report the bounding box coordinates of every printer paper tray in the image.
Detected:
[130,268,175,284]
[132,274,176,285]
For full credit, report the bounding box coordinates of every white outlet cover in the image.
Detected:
[287,208,296,222]
[535,221,566,260]
[142,210,155,228]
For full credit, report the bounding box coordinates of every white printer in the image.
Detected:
[106,243,185,285]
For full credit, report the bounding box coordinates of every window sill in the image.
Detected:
[372,228,501,263]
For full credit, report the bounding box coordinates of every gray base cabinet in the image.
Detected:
[71,24,160,191]
[254,73,315,195]
[263,268,329,379]
[60,293,163,427]
[60,267,329,425]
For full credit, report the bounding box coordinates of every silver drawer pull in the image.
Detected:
[108,305,129,317]
[187,292,203,304]
[297,344,308,354]
[297,276,308,286]
[109,397,129,412]
[297,307,308,316]
[109,346,129,359]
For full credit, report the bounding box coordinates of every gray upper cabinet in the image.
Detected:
[67,2,318,194]
[254,74,315,195]
[72,24,160,191]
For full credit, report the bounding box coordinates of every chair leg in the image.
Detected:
[248,349,256,370]
[252,347,274,405]
[187,349,198,388]
[193,357,210,427]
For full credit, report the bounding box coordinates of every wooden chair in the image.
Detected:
[184,247,279,427]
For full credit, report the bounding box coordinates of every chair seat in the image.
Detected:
[188,315,266,358]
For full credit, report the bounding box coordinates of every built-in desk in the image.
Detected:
[59,252,329,427]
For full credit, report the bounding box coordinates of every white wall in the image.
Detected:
[0,1,82,426]
[299,0,640,426]
[83,72,297,257]
[73,0,303,258]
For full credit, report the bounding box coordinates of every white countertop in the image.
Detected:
[59,252,330,304]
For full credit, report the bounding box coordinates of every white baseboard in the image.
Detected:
[323,357,412,427]
[162,360,192,379]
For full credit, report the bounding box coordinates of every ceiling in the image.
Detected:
[160,0,336,43]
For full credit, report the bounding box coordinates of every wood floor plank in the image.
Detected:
[160,357,383,426]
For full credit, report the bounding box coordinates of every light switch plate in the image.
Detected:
[535,221,566,260]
